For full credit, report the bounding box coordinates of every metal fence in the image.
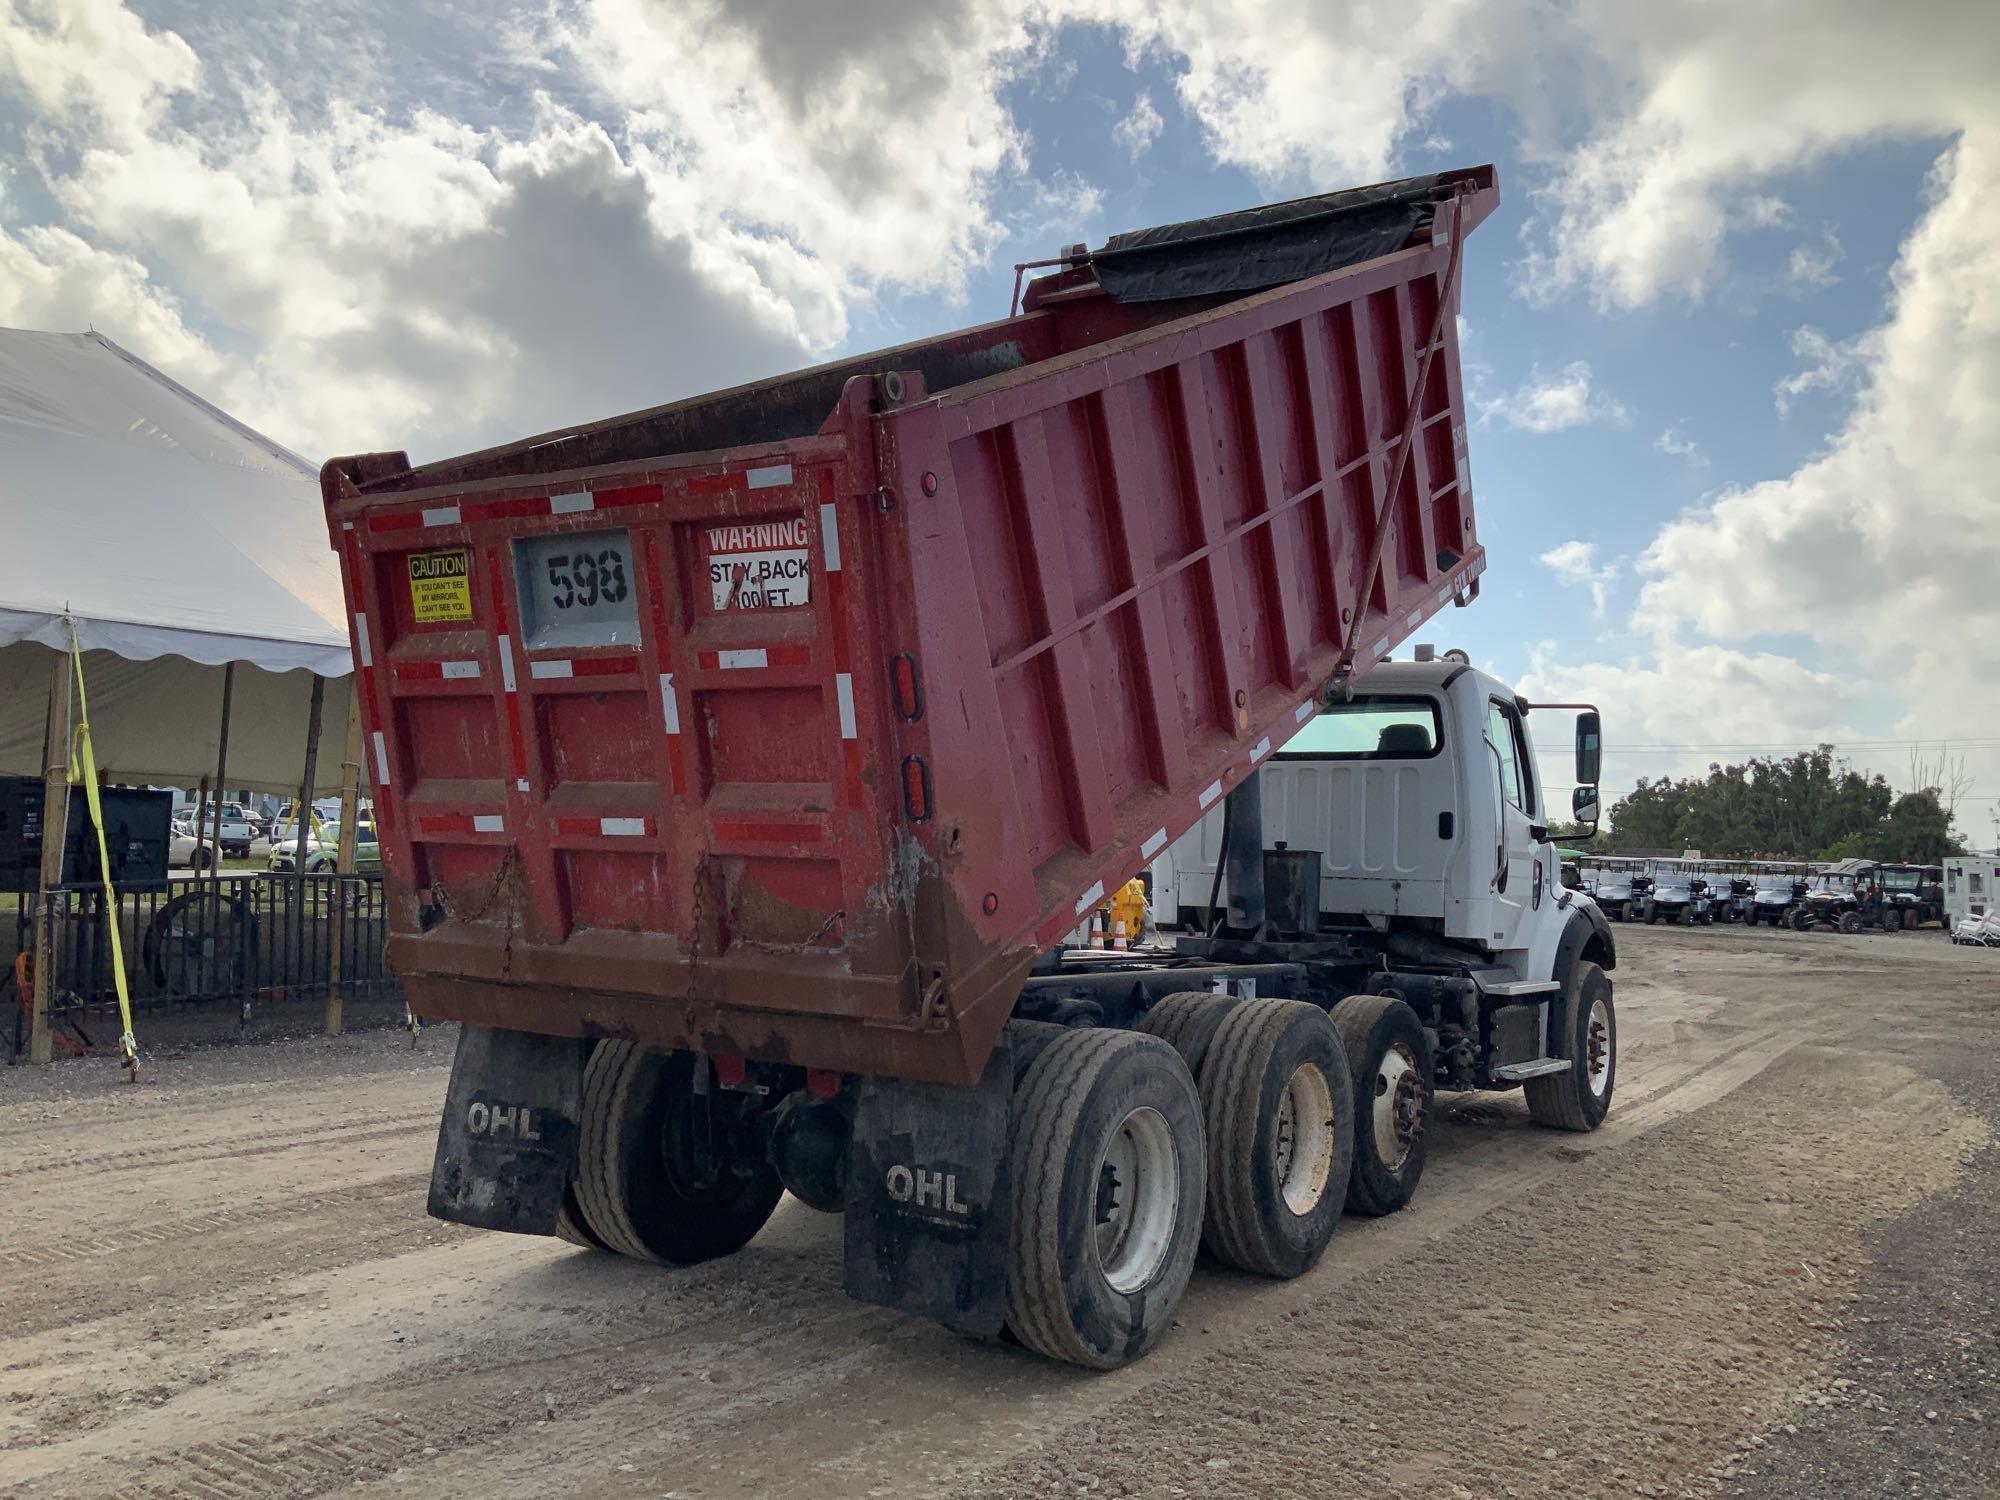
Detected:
[6,872,396,1050]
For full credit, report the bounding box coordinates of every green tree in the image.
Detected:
[1606,745,1950,861]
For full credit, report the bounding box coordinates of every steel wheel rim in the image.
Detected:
[1585,997,1612,1097]
[1093,1106,1179,1294]
[1273,1062,1337,1215]
[1370,1043,1422,1170]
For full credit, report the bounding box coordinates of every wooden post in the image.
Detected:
[28,652,71,1065]
[325,690,362,1036]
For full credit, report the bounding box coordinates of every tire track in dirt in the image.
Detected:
[0,1111,437,1185]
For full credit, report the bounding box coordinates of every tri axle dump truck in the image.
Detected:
[322,163,1617,1369]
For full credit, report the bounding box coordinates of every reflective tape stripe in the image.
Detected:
[472,814,504,833]
[353,614,372,668]
[746,464,793,490]
[600,817,647,836]
[371,731,389,782]
[1141,828,1168,859]
[421,504,460,528]
[1372,637,1390,656]
[530,659,573,679]
[835,673,857,738]
[1073,879,1105,916]
[659,673,680,734]
[1296,700,1316,722]
[1250,736,1271,763]
[549,491,593,515]
[441,660,480,680]
[820,502,841,571]
[497,635,517,691]
[1198,779,1224,809]
[717,648,767,670]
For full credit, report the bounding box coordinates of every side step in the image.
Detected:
[1468,971,1560,999]
[1491,1057,1570,1082]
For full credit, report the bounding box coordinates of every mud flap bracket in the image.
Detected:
[427,1026,590,1235]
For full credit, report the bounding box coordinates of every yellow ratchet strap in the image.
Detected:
[64,622,141,1081]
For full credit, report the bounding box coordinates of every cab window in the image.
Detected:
[1484,699,1535,815]
[1283,697,1442,759]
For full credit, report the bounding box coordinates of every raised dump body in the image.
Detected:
[323,166,1498,1086]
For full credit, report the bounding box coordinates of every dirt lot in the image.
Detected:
[2,923,1995,1500]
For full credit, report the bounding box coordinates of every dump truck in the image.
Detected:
[322,163,1617,1370]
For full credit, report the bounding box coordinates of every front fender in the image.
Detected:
[1553,899,1616,991]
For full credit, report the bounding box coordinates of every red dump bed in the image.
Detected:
[323,166,1497,1085]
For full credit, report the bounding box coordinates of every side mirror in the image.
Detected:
[1571,786,1601,838]
[1575,710,1602,787]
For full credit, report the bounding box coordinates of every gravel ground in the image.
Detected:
[0,921,1993,1499]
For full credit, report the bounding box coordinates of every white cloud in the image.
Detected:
[1785,230,1842,291]
[1772,324,1864,415]
[1636,136,2000,746]
[1113,91,1162,159]
[1483,361,1629,434]
[1538,540,1619,618]
[1653,424,1708,467]
[1518,641,1868,792]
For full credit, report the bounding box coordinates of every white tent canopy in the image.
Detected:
[0,329,353,794]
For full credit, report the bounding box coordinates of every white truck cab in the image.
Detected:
[1152,657,1608,997]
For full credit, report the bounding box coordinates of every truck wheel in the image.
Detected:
[1196,1000,1354,1278]
[1136,990,1243,1075]
[1838,911,1864,935]
[1882,909,1902,933]
[1525,961,1616,1132]
[1330,995,1432,1217]
[1005,1029,1204,1368]
[554,1184,611,1251]
[573,1041,783,1265]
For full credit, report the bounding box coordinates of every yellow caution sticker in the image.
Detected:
[408,548,473,622]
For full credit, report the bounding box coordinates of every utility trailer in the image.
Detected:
[324,163,1618,1369]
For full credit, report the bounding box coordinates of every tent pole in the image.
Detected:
[29,650,72,1065]
[325,689,361,1036]
[292,676,324,1027]
[209,663,234,904]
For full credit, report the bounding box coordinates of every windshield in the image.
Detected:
[1879,869,1921,890]
[1285,697,1441,759]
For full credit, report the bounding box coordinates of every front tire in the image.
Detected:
[1838,911,1864,935]
[573,1042,784,1265]
[1526,961,1616,1131]
[1330,995,1432,1217]
[1196,1000,1354,1278]
[1005,1030,1204,1368]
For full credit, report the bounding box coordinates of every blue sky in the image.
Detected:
[2,2,1994,841]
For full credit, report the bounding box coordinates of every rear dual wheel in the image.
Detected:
[1004,1029,1205,1368]
[568,1041,784,1264]
[1138,994,1357,1278]
[1331,995,1433,1216]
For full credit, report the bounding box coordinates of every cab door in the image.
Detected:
[1483,696,1540,949]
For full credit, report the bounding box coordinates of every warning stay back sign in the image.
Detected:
[705,516,811,610]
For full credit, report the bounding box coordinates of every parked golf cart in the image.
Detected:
[1706,862,1756,923]
[1644,860,1712,926]
[1873,863,1944,931]
[1789,862,1870,932]
[1585,856,1645,921]
[1746,864,1808,926]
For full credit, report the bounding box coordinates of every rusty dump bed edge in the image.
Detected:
[324,165,1497,1086]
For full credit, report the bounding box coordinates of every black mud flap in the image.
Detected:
[427,1026,590,1235]
[842,1032,1017,1337]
